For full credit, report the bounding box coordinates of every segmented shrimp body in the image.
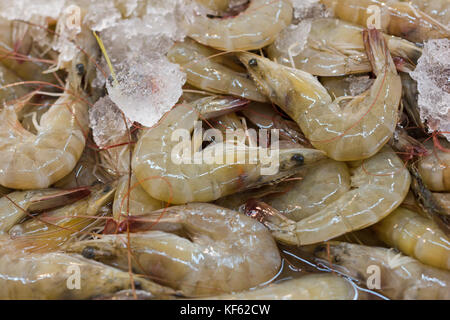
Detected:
[267,18,422,76]
[132,97,326,204]
[207,274,358,300]
[373,207,450,270]
[239,29,402,161]
[188,0,293,51]
[168,38,267,102]
[321,0,450,43]
[315,242,450,300]
[0,239,175,299]
[248,147,411,245]
[65,203,281,297]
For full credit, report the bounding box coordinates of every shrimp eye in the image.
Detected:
[76,63,85,76]
[248,58,258,67]
[82,246,96,259]
[291,154,304,165]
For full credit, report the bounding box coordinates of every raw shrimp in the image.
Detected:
[112,174,165,221]
[206,274,358,300]
[266,18,422,76]
[404,0,450,26]
[188,0,293,51]
[314,242,450,300]
[216,159,351,221]
[246,147,411,245]
[321,0,450,43]
[168,38,268,102]
[0,238,176,300]
[417,139,450,192]
[0,34,98,189]
[9,183,116,252]
[132,97,326,204]
[238,28,402,161]
[372,207,450,270]
[64,203,282,297]
[0,187,90,234]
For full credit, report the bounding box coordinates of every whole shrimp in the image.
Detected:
[132,96,326,204]
[321,0,450,43]
[238,28,402,161]
[372,207,450,270]
[417,139,450,192]
[168,38,268,102]
[188,0,293,51]
[205,274,358,300]
[216,159,351,221]
[314,242,450,300]
[267,18,422,76]
[0,237,176,300]
[0,33,98,189]
[246,147,411,245]
[64,203,282,297]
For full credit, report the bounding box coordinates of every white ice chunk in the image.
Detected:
[346,75,374,96]
[274,19,312,58]
[290,0,331,21]
[89,95,132,149]
[410,39,450,141]
[106,56,186,127]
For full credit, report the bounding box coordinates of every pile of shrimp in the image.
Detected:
[0,0,449,300]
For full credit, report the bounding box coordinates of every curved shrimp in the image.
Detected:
[206,274,358,300]
[314,242,450,300]
[216,159,351,221]
[188,0,293,51]
[417,139,450,192]
[0,187,90,234]
[132,97,326,204]
[0,35,98,189]
[266,18,422,76]
[246,147,411,245]
[65,203,281,297]
[168,38,267,102]
[372,207,450,270]
[238,28,402,161]
[112,174,165,221]
[0,238,175,300]
[321,0,450,43]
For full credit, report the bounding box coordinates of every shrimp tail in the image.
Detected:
[363,28,397,75]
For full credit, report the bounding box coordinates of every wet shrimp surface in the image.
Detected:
[0,0,449,300]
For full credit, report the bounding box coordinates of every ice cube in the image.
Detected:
[410,39,450,141]
[106,56,186,127]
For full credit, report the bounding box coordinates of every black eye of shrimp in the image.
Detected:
[76,63,85,76]
[248,58,258,67]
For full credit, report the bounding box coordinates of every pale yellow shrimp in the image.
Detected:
[132,97,326,204]
[0,238,176,300]
[0,187,90,234]
[168,38,268,102]
[196,0,230,12]
[372,207,450,270]
[314,242,450,300]
[216,159,351,221]
[188,0,293,51]
[206,274,358,300]
[321,0,449,43]
[238,28,402,161]
[0,33,98,189]
[417,139,450,192]
[65,203,281,297]
[247,147,411,245]
[266,18,422,76]
[8,183,116,252]
[113,174,165,221]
